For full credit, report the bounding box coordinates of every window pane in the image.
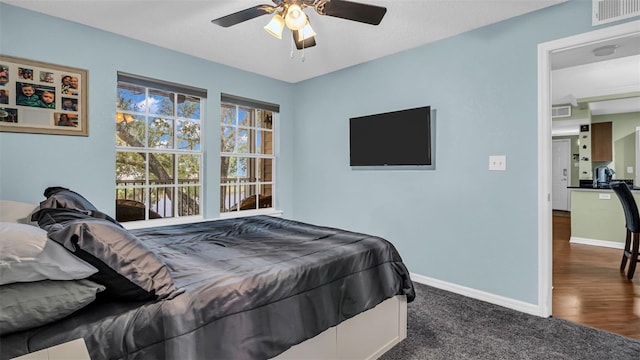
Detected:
[220,184,238,212]
[238,107,252,127]
[115,194,148,222]
[257,110,273,129]
[148,153,174,183]
[236,157,249,178]
[117,84,146,112]
[177,95,200,119]
[149,187,174,218]
[148,117,173,149]
[221,104,236,125]
[116,151,146,181]
[258,158,273,182]
[116,114,145,147]
[221,156,237,180]
[178,154,200,182]
[221,126,236,153]
[246,158,257,182]
[236,129,249,153]
[177,186,200,216]
[256,130,273,154]
[239,185,257,210]
[177,120,200,150]
[116,187,145,204]
[148,89,174,116]
[258,184,273,209]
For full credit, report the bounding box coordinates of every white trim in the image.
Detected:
[219,208,283,219]
[410,273,544,317]
[570,236,625,249]
[537,20,640,319]
[538,37,554,318]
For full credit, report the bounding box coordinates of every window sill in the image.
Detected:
[219,208,283,219]
[122,209,283,230]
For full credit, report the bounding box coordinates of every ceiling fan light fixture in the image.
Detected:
[284,4,306,30]
[296,21,316,41]
[264,14,285,39]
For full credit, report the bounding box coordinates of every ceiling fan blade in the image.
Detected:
[321,0,387,25]
[292,30,317,50]
[211,5,275,27]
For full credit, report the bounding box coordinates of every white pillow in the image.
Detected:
[0,200,38,224]
[0,222,98,285]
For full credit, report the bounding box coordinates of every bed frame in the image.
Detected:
[275,295,407,359]
[12,295,406,360]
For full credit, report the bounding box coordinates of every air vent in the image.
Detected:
[593,0,640,25]
[552,105,572,118]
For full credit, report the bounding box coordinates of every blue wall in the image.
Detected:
[0,1,635,306]
[290,0,633,304]
[0,4,296,217]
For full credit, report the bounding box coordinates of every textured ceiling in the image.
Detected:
[3,0,565,83]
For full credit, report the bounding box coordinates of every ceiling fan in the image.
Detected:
[211,0,387,50]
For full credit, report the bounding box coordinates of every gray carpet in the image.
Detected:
[379,283,640,359]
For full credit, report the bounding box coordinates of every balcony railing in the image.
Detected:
[116,179,200,221]
[116,178,270,221]
[221,177,253,212]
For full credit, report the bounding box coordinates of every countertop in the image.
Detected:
[569,179,637,191]
[568,186,640,191]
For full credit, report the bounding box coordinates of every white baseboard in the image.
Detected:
[410,272,545,317]
[569,236,624,249]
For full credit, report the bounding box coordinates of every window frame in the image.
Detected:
[219,97,278,217]
[115,73,205,225]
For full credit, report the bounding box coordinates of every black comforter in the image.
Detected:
[1,216,415,360]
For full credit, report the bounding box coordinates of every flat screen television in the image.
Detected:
[349,106,433,168]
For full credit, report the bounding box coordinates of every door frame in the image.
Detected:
[537,20,640,317]
[552,138,572,211]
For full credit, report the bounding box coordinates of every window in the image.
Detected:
[220,94,277,213]
[115,73,205,222]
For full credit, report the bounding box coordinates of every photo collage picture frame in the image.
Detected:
[0,55,88,136]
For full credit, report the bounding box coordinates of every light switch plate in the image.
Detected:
[628,166,633,174]
[489,155,506,171]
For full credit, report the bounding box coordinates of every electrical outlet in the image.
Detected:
[628,166,633,174]
[489,155,506,171]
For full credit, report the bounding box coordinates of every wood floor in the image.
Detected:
[552,211,640,340]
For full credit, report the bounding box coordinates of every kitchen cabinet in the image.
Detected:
[591,121,612,162]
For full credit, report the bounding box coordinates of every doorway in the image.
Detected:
[538,20,640,317]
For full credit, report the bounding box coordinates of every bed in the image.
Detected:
[0,188,415,360]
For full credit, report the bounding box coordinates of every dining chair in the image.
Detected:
[610,181,640,280]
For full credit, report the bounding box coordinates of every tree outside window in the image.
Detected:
[116,78,204,222]
[220,102,275,213]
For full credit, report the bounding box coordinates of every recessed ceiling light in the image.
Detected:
[592,44,618,56]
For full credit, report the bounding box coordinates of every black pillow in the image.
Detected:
[46,218,182,301]
[40,186,99,211]
[38,187,120,226]
[31,207,122,231]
